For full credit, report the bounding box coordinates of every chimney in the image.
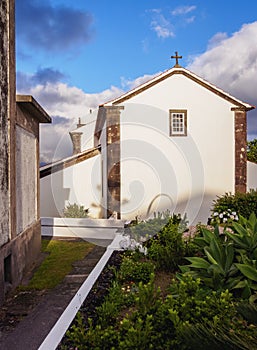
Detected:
[69,131,83,155]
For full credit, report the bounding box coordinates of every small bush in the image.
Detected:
[63,203,89,218]
[119,256,155,284]
[147,218,186,271]
[211,190,257,220]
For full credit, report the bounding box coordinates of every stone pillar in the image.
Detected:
[105,106,124,219]
[69,131,83,155]
[233,108,247,193]
[0,0,16,246]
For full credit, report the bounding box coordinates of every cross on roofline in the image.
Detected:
[171,51,182,67]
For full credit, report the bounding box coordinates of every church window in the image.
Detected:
[169,110,187,136]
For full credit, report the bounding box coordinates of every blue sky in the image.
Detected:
[16,0,257,162]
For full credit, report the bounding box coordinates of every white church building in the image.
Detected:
[40,56,257,225]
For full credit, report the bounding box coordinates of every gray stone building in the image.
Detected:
[0,0,51,304]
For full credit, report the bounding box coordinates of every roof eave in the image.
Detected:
[16,95,52,123]
[100,67,254,110]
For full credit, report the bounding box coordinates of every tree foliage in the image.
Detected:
[247,139,257,163]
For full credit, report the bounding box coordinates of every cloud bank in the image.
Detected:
[16,0,94,51]
[188,21,257,138]
[17,69,123,163]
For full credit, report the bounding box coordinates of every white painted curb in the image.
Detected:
[38,234,124,350]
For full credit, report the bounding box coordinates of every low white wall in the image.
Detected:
[247,161,257,190]
[41,218,126,246]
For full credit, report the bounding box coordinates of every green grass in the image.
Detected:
[21,239,94,290]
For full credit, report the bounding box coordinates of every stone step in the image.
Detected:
[64,274,89,284]
[73,258,99,268]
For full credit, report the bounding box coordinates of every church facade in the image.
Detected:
[41,58,257,225]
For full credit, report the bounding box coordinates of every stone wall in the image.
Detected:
[0,0,10,247]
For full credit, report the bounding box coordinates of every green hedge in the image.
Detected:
[211,190,257,219]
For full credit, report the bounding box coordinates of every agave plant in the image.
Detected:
[180,226,241,292]
[226,213,257,260]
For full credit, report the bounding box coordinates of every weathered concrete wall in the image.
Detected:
[247,161,257,190]
[16,125,37,234]
[0,0,10,247]
[0,220,41,302]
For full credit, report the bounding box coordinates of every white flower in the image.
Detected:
[232,212,237,216]
[219,213,223,218]
[213,212,219,217]
[223,218,227,222]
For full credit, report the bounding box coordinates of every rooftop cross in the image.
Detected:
[171,51,182,67]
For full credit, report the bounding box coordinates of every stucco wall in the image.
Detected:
[40,154,102,218]
[16,126,37,234]
[247,161,257,190]
[118,74,235,224]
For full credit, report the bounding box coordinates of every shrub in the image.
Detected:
[147,218,186,271]
[119,256,155,284]
[127,211,187,242]
[63,202,89,218]
[211,190,257,220]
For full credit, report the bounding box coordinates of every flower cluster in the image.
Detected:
[119,236,148,255]
[210,209,239,225]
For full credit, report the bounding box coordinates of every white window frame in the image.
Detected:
[169,110,187,136]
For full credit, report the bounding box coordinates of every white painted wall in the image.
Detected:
[118,73,235,224]
[247,161,257,190]
[40,154,102,218]
[77,109,98,151]
[16,126,37,234]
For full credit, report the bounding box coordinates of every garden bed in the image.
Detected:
[57,213,257,350]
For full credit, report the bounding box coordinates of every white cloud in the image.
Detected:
[188,21,257,138]
[18,81,123,163]
[149,9,175,39]
[207,32,228,50]
[171,5,196,16]
[151,22,175,38]
[121,73,160,91]
[185,16,196,24]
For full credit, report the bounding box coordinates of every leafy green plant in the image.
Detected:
[119,256,155,284]
[180,226,242,292]
[147,219,187,271]
[247,138,257,163]
[63,202,89,218]
[228,213,257,260]
[180,321,257,350]
[211,190,257,220]
[134,273,161,316]
[127,211,187,242]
